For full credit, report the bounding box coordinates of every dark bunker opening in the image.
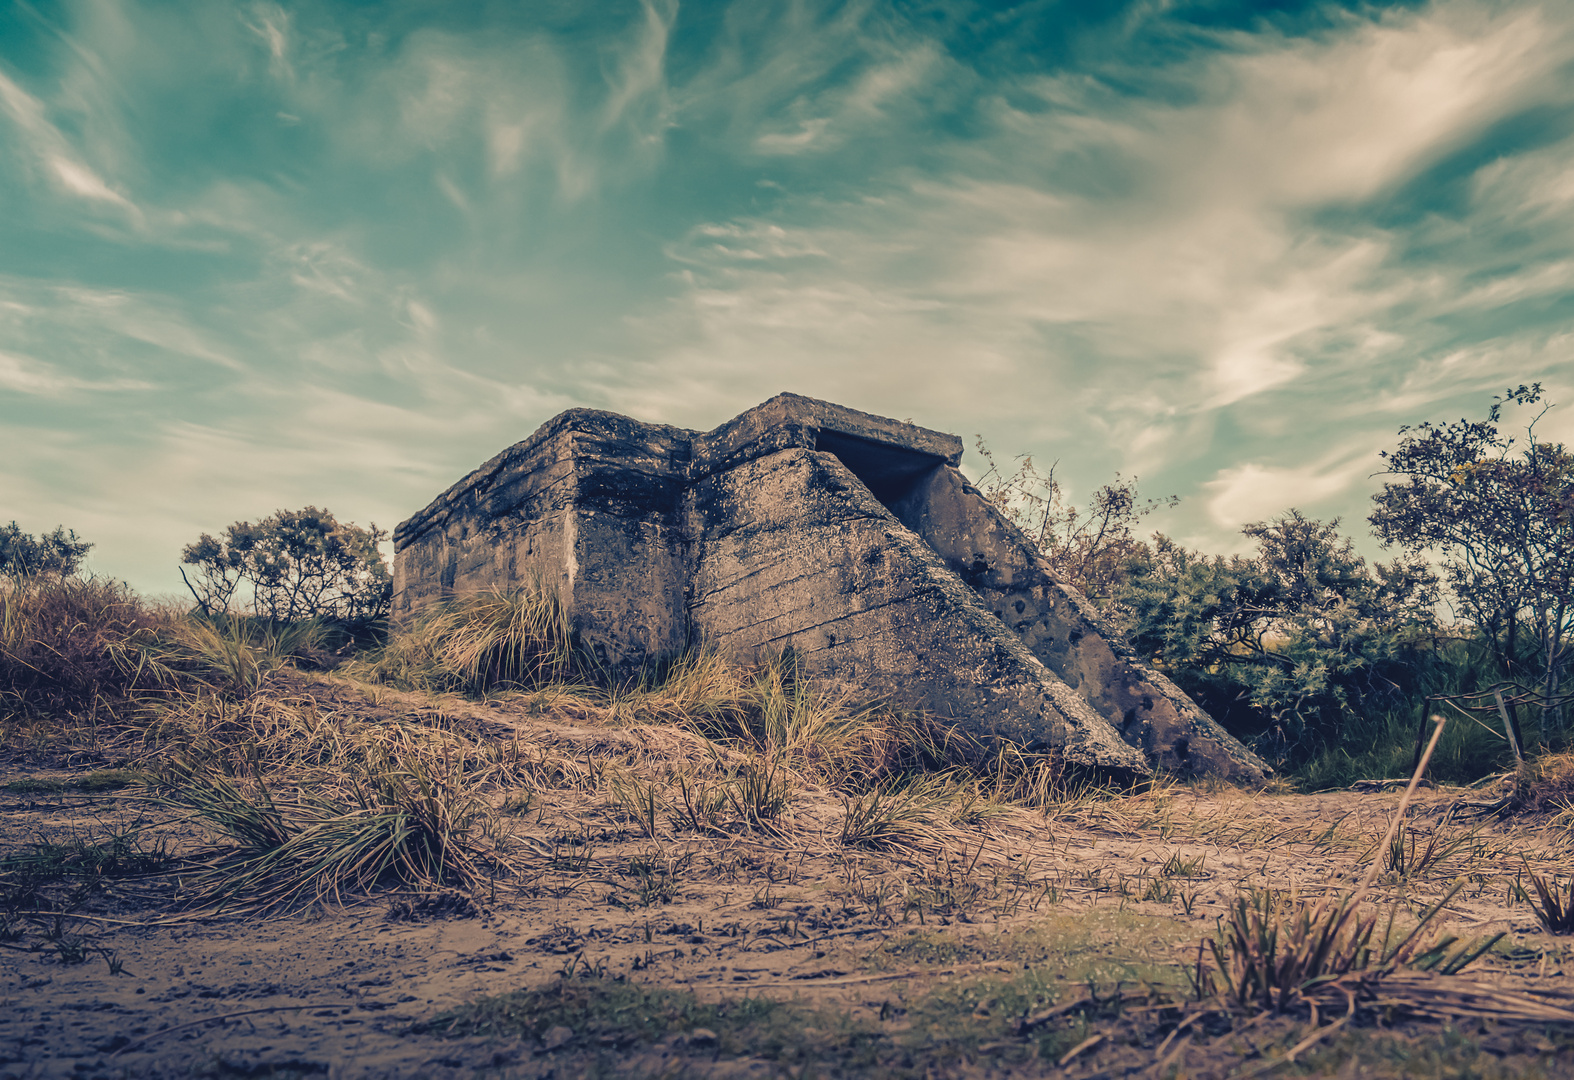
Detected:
[814,429,946,509]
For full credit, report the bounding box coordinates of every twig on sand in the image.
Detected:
[1352,714,1446,904]
[1056,1033,1105,1067]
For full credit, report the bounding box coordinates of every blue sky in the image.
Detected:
[4,0,1574,596]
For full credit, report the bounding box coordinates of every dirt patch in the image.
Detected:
[4,756,1572,1079]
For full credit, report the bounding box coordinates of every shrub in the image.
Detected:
[973,439,1175,602]
[1371,384,1574,742]
[181,506,391,624]
[0,521,92,580]
[1117,513,1439,768]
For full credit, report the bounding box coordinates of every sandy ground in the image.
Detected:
[4,758,1571,1080]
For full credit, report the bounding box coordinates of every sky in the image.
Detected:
[4,0,1574,597]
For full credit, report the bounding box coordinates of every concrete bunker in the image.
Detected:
[393,393,1269,783]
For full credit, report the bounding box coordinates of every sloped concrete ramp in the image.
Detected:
[394,394,1269,783]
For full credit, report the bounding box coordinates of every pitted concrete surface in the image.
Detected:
[393,393,1268,782]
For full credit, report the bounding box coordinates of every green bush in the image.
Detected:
[0,521,92,580]
[181,506,391,624]
[1116,512,1439,769]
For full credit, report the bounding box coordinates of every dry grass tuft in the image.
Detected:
[0,576,166,721]
[130,616,328,697]
[358,584,572,694]
[615,650,935,787]
[1523,864,1574,934]
[162,751,515,910]
[1199,884,1503,1014]
[1514,749,1574,821]
[838,775,959,851]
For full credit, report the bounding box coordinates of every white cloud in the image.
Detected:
[57,286,244,371]
[0,68,141,220]
[281,242,367,304]
[244,1,293,79]
[600,0,676,137]
[754,117,831,155]
[1185,6,1561,206]
[1204,451,1376,533]
[751,43,941,155]
[0,349,150,395]
[48,155,133,208]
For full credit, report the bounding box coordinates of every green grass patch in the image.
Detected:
[3,769,145,795]
[4,777,68,794]
[1296,704,1518,790]
[425,967,1168,1076]
[420,977,887,1067]
[1289,1023,1574,1078]
[0,831,170,882]
[873,907,1197,980]
[428,911,1202,1075]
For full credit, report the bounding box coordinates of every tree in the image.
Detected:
[0,521,92,579]
[1118,512,1438,765]
[973,438,1178,601]
[181,507,392,623]
[1370,384,1574,740]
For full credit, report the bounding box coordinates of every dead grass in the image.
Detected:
[0,575,165,721]
[8,580,1574,1080]
[1525,866,1574,935]
[1199,884,1505,1012]
[838,775,962,852]
[355,583,572,694]
[1516,749,1574,824]
[161,751,517,910]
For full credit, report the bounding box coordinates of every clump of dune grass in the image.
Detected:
[968,740,1073,810]
[138,680,536,802]
[1,573,350,762]
[162,750,515,910]
[608,647,752,730]
[1189,881,1574,1051]
[627,649,952,789]
[1199,883,1503,1014]
[838,775,959,851]
[605,752,801,839]
[1513,748,1574,817]
[725,755,795,826]
[1523,863,1574,934]
[129,615,329,698]
[606,648,1138,832]
[606,768,666,839]
[0,575,166,722]
[358,584,573,694]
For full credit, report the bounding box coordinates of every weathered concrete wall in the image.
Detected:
[686,447,1146,769]
[888,466,1271,782]
[392,411,580,615]
[391,410,691,672]
[394,392,1268,782]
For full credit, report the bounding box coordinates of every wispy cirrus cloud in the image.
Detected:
[4,0,1574,590]
[611,0,1574,550]
[0,68,140,221]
